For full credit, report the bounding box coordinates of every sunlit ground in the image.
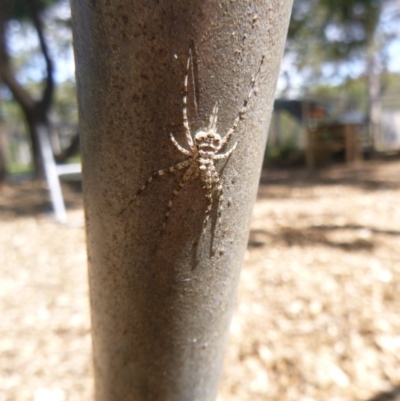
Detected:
[1,160,400,401]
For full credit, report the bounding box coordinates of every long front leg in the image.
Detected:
[213,141,238,160]
[207,101,219,131]
[183,46,195,151]
[201,167,214,235]
[213,169,224,228]
[218,55,264,150]
[170,133,192,156]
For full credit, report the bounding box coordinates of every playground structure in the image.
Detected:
[270,95,400,168]
[3,94,400,221]
[305,121,363,168]
[2,120,81,223]
[37,125,81,223]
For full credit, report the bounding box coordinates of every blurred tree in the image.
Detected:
[0,94,7,181]
[0,0,59,177]
[289,0,381,61]
[286,0,400,149]
[286,0,384,83]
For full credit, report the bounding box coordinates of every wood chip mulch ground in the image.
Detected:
[1,160,399,401]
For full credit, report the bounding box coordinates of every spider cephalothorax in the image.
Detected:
[195,131,222,150]
[194,130,223,171]
[120,47,264,237]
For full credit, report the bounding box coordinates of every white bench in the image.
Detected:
[37,124,81,223]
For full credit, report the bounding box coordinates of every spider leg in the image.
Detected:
[161,161,196,235]
[207,101,219,131]
[218,55,264,150]
[118,158,192,215]
[189,44,199,116]
[183,46,195,151]
[213,141,238,160]
[213,169,224,228]
[170,133,192,156]
[201,165,216,235]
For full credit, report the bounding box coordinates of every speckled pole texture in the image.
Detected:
[71,1,292,400]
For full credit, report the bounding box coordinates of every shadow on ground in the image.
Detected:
[258,160,400,200]
[248,224,400,250]
[365,386,400,401]
[0,181,82,219]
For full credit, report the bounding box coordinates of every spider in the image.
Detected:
[119,47,264,237]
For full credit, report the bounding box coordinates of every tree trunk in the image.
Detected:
[71,1,292,400]
[367,51,382,154]
[0,0,54,178]
[0,96,7,183]
[26,114,45,178]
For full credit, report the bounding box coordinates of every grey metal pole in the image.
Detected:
[71,1,293,400]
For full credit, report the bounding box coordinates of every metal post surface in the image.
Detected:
[71,1,293,400]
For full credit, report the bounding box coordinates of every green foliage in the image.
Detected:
[2,96,34,173]
[287,0,383,70]
[318,0,380,56]
[310,77,368,112]
[265,138,302,163]
[10,0,58,21]
[53,79,78,125]
[382,72,400,97]
[308,71,400,113]
[2,78,78,173]
[265,109,306,165]
[8,162,34,175]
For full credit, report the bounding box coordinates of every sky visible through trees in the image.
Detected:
[1,0,399,177]
[3,0,400,95]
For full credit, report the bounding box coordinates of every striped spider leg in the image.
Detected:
[120,46,264,238]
